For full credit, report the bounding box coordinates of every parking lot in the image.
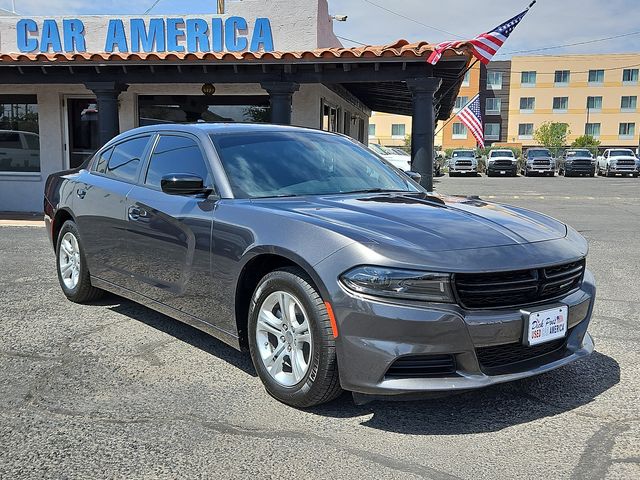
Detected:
[1,175,639,480]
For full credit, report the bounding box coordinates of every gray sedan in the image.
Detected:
[44,124,595,407]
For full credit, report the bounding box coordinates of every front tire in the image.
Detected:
[248,268,342,408]
[56,220,104,303]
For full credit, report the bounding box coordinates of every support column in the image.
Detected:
[84,82,129,146]
[261,81,300,125]
[406,77,442,191]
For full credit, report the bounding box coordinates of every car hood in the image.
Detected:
[489,156,516,161]
[609,155,637,161]
[255,193,567,252]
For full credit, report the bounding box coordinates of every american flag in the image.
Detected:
[456,94,484,148]
[427,2,535,65]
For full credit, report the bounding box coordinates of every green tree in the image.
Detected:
[571,134,601,149]
[533,122,570,153]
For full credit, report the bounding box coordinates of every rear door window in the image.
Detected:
[104,136,150,182]
[144,135,212,189]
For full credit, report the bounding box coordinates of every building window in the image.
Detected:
[518,123,534,139]
[368,123,376,136]
[462,70,471,87]
[454,96,468,112]
[585,123,601,138]
[485,123,500,141]
[619,122,636,139]
[391,123,406,138]
[588,69,604,85]
[0,95,40,173]
[586,96,602,111]
[452,123,468,139]
[487,71,503,90]
[321,101,340,132]
[554,70,570,86]
[553,97,569,112]
[519,97,535,113]
[485,98,501,115]
[621,96,637,112]
[622,68,639,84]
[521,71,536,87]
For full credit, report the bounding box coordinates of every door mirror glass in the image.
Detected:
[161,174,209,195]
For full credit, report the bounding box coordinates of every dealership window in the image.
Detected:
[552,97,569,112]
[486,71,503,90]
[485,123,500,141]
[554,70,570,86]
[485,98,501,115]
[588,69,604,85]
[391,123,406,138]
[585,123,601,138]
[452,123,468,139]
[454,96,468,112]
[368,123,376,137]
[321,100,341,133]
[521,71,536,87]
[586,96,602,111]
[622,68,638,84]
[461,70,471,87]
[145,135,212,189]
[519,97,535,113]
[0,95,40,173]
[138,95,271,126]
[518,123,534,139]
[619,122,635,139]
[621,96,637,112]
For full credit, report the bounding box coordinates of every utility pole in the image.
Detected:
[218,0,225,14]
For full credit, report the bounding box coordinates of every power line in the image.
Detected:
[360,0,465,39]
[336,35,369,46]
[499,31,640,56]
[144,0,163,14]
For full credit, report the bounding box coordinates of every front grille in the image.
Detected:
[533,159,551,166]
[476,328,573,375]
[455,160,473,166]
[494,160,514,167]
[454,259,585,309]
[570,160,592,167]
[385,354,457,378]
[616,159,635,167]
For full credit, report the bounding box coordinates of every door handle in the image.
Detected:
[128,206,147,220]
[76,188,86,199]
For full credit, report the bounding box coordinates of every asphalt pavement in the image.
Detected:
[1,174,639,479]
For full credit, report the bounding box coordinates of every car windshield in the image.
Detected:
[527,149,551,158]
[211,131,422,198]
[610,149,635,157]
[452,151,474,158]
[368,144,392,155]
[566,150,591,157]
[490,150,514,158]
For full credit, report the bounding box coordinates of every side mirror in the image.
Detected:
[405,171,422,183]
[161,174,210,195]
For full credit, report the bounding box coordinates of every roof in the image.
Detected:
[0,40,471,64]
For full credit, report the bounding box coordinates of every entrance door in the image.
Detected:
[66,98,99,168]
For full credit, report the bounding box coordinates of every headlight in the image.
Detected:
[340,266,454,302]
[488,159,495,164]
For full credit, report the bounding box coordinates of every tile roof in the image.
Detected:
[0,40,472,64]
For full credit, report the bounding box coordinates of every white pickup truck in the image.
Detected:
[597,148,639,177]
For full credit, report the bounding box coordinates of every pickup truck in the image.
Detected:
[522,148,555,177]
[448,149,479,176]
[597,149,639,177]
[486,149,518,177]
[0,130,40,172]
[558,149,596,177]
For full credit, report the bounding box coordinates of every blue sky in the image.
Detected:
[2,0,639,57]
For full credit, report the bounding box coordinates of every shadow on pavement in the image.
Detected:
[94,295,258,378]
[309,351,619,435]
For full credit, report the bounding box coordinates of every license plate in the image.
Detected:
[500,170,506,174]
[526,305,568,346]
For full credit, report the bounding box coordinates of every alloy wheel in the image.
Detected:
[255,291,313,387]
[59,231,81,290]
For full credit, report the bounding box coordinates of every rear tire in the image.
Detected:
[248,267,342,408]
[56,220,104,303]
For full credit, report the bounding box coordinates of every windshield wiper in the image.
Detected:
[343,188,409,194]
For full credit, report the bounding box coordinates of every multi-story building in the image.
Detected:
[368,112,443,149]
[507,54,640,149]
[441,63,481,149]
[479,60,511,146]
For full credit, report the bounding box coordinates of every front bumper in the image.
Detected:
[488,164,517,174]
[608,167,638,175]
[566,164,596,174]
[332,269,596,396]
[450,165,478,174]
